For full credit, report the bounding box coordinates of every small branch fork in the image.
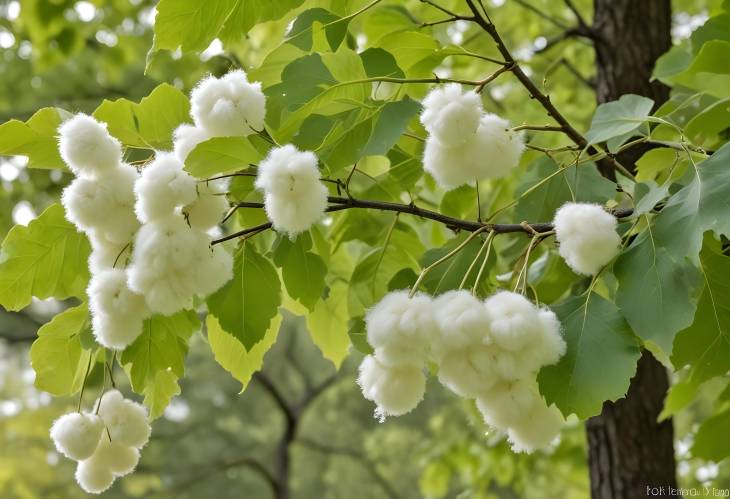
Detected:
[211,195,633,245]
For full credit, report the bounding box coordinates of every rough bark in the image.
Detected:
[587,1,678,498]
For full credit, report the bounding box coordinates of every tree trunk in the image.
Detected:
[587,1,678,498]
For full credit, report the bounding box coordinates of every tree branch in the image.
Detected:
[213,196,634,244]
[463,0,632,180]
[296,437,400,499]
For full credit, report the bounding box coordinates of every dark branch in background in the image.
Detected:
[296,437,400,499]
[533,25,593,54]
[212,196,635,244]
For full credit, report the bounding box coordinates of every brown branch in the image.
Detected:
[564,0,591,31]
[213,196,634,245]
[463,0,633,180]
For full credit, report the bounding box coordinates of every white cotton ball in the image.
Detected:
[254,144,320,196]
[50,412,104,461]
[88,268,149,320]
[553,202,621,276]
[88,434,140,477]
[476,378,541,430]
[263,188,328,237]
[423,137,479,190]
[75,459,115,494]
[62,164,140,244]
[423,114,524,190]
[437,344,496,398]
[357,355,425,418]
[172,124,210,163]
[471,113,525,178]
[97,390,151,449]
[484,291,541,351]
[190,69,266,137]
[58,114,122,178]
[92,313,144,350]
[506,402,565,453]
[88,231,131,274]
[184,179,230,230]
[254,145,329,236]
[421,83,483,147]
[516,308,566,371]
[191,243,234,297]
[432,290,492,360]
[127,217,204,315]
[365,291,436,366]
[357,355,387,402]
[135,152,197,223]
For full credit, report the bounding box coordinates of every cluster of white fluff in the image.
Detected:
[126,151,232,316]
[122,72,264,316]
[254,144,329,238]
[50,390,150,494]
[553,202,621,276]
[190,69,266,137]
[420,84,525,190]
[357,289,566,453]
[59,115,148,349]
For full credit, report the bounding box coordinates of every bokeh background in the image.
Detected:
[0,1,726,497]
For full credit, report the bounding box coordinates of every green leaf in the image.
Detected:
[361,98,421,157]
[538,293,641,419]
[633,181,669,215]
[0,107,69,169]
[348,223,424,316]
[218,0,307,45]
[184,136,264,178]
[120,310,199,394]
[585,94,654,145]
[347,316,372,355]
[0,204,91,311]
[30,304,93,396]
[614,230,701,355]
[286,8,349,52]
[659,379,699,421]
[272,233,327,311]
[692,408,730,461]
[665,40,730,98]
[207,242,282,350]
[93,83,190,150]
[267,49,368,141]
[685,96,730,146]
[514,158,616,222]
[360,47,405,79]
[143,370,181,420]
[207,314,282,390]
[419,233,494,297]
[153,0,238,52]
[653,142,730,263]
[306,281,351,368]
[672,236,730,383]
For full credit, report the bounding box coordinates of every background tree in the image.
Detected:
[1,0,729,498]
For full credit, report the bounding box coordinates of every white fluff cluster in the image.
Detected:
[127,213,233,315]
[88,269,149,350]
[58,114,123,178]
[190,69,266,137]
[553,202,621,276]
[134,153,197,223]
[254,144,329,237]
[50,390,150,494]
[357,289,566,453]
[356,291,436,420]
[58,114,147,350]
[421,84,524,190]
